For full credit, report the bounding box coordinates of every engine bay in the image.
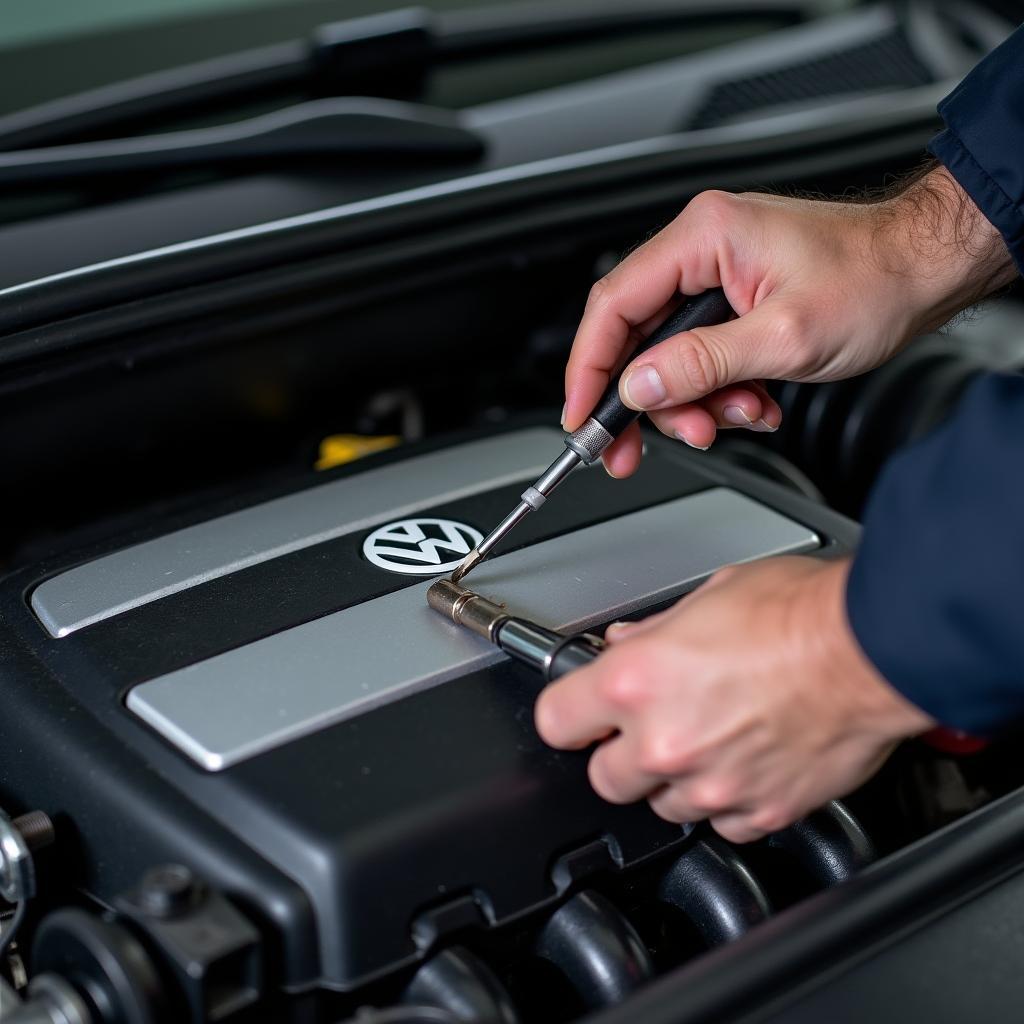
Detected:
[5,417,1024,1024]
[5,3,1024,1022]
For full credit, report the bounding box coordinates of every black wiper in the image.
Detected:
[0,2,814,152]
[0,100,483,186]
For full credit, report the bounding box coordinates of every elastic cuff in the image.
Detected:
[929,127,1024,277]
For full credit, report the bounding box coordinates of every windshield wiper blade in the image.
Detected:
[0,8,437,153]
[0,2,817,152]
[0,99,483,186]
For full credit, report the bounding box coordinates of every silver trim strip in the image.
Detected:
[31,428,562,637]
[126,488,819,770]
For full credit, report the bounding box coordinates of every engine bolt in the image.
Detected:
[138,864,203,919]
[1,809,53,904]
[12,812,55,853]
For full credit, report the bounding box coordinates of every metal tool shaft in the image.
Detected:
[427,578,508,641]
[427,580,603,681]
[451,447,581,582]
[451,289,734,584]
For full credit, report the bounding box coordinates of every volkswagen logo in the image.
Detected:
[362,517,483,575]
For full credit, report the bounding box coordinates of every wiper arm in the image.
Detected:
[0,2,814,152]
[0,8,437,153]
[0,99,483,186]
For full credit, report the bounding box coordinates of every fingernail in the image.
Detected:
[604,461,621,478]
[604,621,630,639]
[675,429,709,452]
[622,365,666,409]
[723,405,754,426]
[750,418,778,433]
[560,402,567,428]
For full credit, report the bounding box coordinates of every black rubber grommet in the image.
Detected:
[32,909,163,1024]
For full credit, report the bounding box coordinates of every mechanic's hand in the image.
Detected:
[534,556,935,843]
[566,167,1017,476]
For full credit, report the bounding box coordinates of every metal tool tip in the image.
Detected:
[450,548,482,584]
[427,578,468,620]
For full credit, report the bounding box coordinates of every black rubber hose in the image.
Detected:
[535,890,654,1009]
[657,835,772,945]
[766,800,875,886]
[32,909,163,1024]
[402,946,519,1024]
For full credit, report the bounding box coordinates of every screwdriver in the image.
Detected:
[451,288,734,583]
[427,578,603,680]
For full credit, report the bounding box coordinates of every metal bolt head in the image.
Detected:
[0,810,34,904]
[138,864,203,919]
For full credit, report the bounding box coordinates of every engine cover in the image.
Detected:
[0,424,857,991]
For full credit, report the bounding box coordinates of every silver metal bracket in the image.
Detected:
[0,811,34,905]
[0,810,53,905]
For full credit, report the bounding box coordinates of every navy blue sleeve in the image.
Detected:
[927,25,1024,274]
[847,374,1024,735]
[847,30,1024,735]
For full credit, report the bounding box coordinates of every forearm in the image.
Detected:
[563,26,1024,472]
[871,163,1017,337]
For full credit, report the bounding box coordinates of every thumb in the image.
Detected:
[618,301,796,411]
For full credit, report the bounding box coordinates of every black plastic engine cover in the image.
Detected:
[0,422,858,991]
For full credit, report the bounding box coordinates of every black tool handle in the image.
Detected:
[545,634,604,681]
[588,288,734,438]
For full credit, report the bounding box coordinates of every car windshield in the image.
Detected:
[1,0,863,117]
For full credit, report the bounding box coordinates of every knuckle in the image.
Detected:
[686,189,737,227]
[586,276,614,312]
[588,751,627,804]
[599,662,650,712]
[708,565,738,587]
[638,731,693,777]
[651,794,690,825]
[690,777,738,815]
[711,817,758,844]
[771,305,806,341]
[768,303,814,363]
[669,333,723,397]
[750,805,793,836]
[534,690,566,745]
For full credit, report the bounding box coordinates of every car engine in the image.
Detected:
[4,2,1024,1022]
[4,384,1024,1023]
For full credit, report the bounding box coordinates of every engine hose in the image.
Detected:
[766,801,875,886]
[32,909,163,1024]
[401,946,518,1024]
[656,835,772,945]
[534,890,653,1009]
[768,338,993,515]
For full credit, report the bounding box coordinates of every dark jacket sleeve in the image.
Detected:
[846,29,1024,735]
[847,374,1024,735]
[927,25,1024,273]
